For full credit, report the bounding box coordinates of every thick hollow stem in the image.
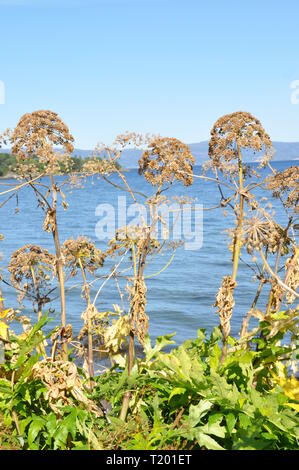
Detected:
[120,237,150,421]
[265,242,282,318]
[240,277,265,339]
[78,259,94,377]
[0,286,5,312]
[221,142,244,363]
[232,142,244,283]
[50,175,67,361]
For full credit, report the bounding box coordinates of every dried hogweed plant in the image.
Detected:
[10,110,75,360]
[80,133,194,419]
[261,165,299,320]
[208,111,273,360]
[62,236,106,376]
[31,358,103,417]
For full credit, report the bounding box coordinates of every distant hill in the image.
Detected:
[107,141,299,169]
[2,141,299,169]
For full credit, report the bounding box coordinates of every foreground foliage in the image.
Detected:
[0,315,298,450]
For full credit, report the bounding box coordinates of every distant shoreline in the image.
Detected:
[0,158,297,180]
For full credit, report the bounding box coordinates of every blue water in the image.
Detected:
[0,161,297,345]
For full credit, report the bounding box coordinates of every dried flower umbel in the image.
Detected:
[107,225,160,259]
[138,136,195,189]
[62,236,106,278]
[209,111,273,175]
[10,110,75,360]
[243,208,291,256]
[31,359,103,417]
[8,245,55,319]
[267,166,299,209]
[11,110,74,177]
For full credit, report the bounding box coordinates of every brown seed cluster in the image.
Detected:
[266,166,299,208]
[138,137,195,187]
[8,245,55,305]
[269,281,284,312]
[285,256,299,304]
[107,225,160,258]
[209,111,273,175]
[10,110,74,176]
[243,209,291,255]
[214,275,237,339]
[129,276,148,346]
[62,236,106,277]
[31,358,102,417]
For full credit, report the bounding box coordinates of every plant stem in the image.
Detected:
[78,258,94,377]
[240,277,265,339]
[50,174,67,361]
[232,142,244,282]
[0,286,4,312]
[221,141,244,362]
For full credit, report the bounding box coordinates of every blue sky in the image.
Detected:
[1,0,299,148]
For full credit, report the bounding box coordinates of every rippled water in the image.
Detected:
[0,161,297,345]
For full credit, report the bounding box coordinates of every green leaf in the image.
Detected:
[239,413,251,430]
[24,388,31,404]
[202,421,226,439]
[28,416,46,448]
[195,431,224,450]
[209,343,221,371]
[226,413,237,435]
[144,333,176,362]
[53,409,78,449]
[46,413,57,437]
[168,387,186,402]
[188,400,214,427]
[0,378,12,396]
[19,417,32,435]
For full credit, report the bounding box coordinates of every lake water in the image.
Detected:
[0,161,297,346]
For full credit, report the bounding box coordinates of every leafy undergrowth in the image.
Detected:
[0,316,298,450]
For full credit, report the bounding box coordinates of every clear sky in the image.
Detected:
[1,0,299,148]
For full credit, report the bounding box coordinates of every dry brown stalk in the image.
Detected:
[10,110,75,360]
[209,111,273,361]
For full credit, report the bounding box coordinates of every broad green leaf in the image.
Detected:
[46,413,57,437]
[24,388,31,404]
[19,416,32,435]
[201,421,226,439]
[0,378,12,396]
[195,431,224,450]
[239,413,251,430]
[209,343,221,371]
[28,416,46,448]
[226,413,237,434]
[188,400,214,427]
[168,387,186,402]
[53,409,78,449]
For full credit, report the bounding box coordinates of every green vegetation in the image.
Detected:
[0,316,298,450]
[0,152,113,177]
[0,153,17,177]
